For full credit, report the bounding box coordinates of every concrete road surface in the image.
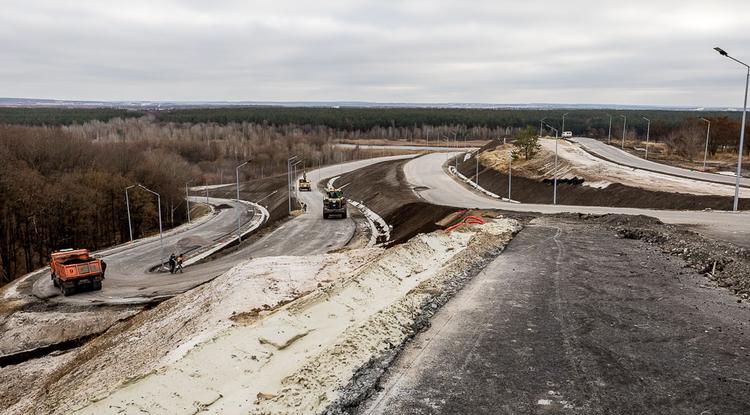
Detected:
[404,152,750,246]
[23,155,414,305]
[365,221,750,414]
[570,136,750,188]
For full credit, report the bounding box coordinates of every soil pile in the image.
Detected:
[573,213,750,298]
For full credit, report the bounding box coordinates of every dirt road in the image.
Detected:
[363,218,750,414]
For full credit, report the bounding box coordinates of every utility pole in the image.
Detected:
[562,113,569,135]
[700,117,711,170]
[642,117,651,160]
[620,115,627,149]
[714,46,747,212]
[608,114,612,144]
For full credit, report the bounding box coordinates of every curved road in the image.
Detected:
[20,155,414,305]
[404,152,750,246]
[571,136,750,188]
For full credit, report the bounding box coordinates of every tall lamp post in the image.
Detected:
[185,180,194,223]
[714,46,748,212]
[236,159,251,241]
[125,185,135,243]
[607,114,613,144]
[544,122,560,204]
[642,117,651,159]
[700,117,711,170]
[539,119,546,138]
[620,115,627,149]
[562,113,569,135]
[287,155,298,214]
[138,184,164,269]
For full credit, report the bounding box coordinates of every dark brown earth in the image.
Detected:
[455,152,750,210]
[336,159,463,244]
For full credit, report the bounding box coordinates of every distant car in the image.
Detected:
[562,131,573,138]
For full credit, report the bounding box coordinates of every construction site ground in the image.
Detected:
[2,154,750,414]
[361,214,750,415]
[457,140,750,211]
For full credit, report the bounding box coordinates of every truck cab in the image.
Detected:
[298,174,312,192]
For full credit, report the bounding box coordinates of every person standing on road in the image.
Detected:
[168,253,176,274]
[175,254,184,274]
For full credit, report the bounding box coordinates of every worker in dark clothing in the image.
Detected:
[168,253,176,274]
[175,254,184,274]
[101,260,107,276]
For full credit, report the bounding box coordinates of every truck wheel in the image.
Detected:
[61,285,73,296]
[342,211,347,219]
[323,213,329,219]
[93,281,102,291]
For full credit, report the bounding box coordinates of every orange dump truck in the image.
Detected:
[50,249,105,296]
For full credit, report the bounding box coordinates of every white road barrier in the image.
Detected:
[448,166,520,204]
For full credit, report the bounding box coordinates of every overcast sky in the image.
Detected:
[1,0,749,106]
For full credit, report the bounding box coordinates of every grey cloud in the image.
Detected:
[0,0,748,106]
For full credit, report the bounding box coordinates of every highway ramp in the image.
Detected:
[570,136,750,188]
[404,152,750,246]
[19,155,414,305]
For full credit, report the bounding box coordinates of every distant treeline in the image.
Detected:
[0,106,743,135]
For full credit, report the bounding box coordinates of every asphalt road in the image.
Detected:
[404,152,750,246]
[30,197,259,304]
[365,220,750,414]
[22,155,414,305]
[237,155,414,258]
[571,136,750,188]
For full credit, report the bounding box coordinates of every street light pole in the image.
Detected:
[700,117,711,170]
[287,156,298,214]
[125,185,135,243]
[714,47,748,212]
[562,113,569,134]
[236,160,251,241]
[138,184,164,269]
[544,122,560,204]
[608,114,613,144]
[620,115,627,149]
[642,117,651,160]
[539,119,546,138]
[185,182,191,223]
[475,151,479,187]
[508,150,512,200]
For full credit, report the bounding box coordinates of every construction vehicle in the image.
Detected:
[298,174,312,192]
[49,248,105,296]
[323,188,347,219]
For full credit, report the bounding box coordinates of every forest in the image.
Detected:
[1,107,748,284]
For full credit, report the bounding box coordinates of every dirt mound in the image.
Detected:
[384,203,459,244]
[334,159,468,245]
[588,217,750,298]
[214,203,234,210]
